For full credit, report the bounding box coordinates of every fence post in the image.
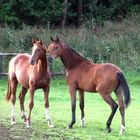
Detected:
[0,52,3,78]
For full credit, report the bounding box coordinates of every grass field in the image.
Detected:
[0,74,140,140]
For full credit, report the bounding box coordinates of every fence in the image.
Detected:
[0,53,18,77]
[0,53,65,78]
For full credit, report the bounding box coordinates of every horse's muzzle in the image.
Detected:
[48,56,53,63]
[29,59,35,65]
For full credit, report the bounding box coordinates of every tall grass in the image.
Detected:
[0,15,140,73]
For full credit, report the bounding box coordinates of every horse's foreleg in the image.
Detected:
[67,86,77,129]
[19,87,28,123]
[26,87,35,128]
[101,94,118,132]
[43,87,54,128]
[11,80,18,125]
[78,90,85,127]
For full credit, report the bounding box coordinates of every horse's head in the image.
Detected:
[47,36,62,63]
[29,39,46,65]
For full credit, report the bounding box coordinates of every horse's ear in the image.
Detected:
[39,39,43,45]
[56,37,59,42]
[32,39,36,44]
[51,36,54,41]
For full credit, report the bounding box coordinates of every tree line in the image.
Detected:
[0,0,139,28]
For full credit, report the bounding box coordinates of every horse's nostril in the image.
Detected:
[48,56,53,63]
[29,59,35,65]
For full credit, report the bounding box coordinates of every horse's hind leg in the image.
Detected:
[10,78,18,125]
[78,90,85,127]
[43,87,53,128]
[115,85,125,135]
[19,87,28,123]
[100,94,118,132]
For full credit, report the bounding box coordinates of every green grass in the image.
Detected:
[0,75,140,140]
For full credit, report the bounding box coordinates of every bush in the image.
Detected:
[0,15,140,73]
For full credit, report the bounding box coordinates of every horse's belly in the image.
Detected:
[16,71,29,88]
[78,83,97,92]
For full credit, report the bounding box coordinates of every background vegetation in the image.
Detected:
[0,0,140,28]
[0,0,140,74]
[0,14,140,74]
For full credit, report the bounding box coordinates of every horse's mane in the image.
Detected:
[64,44,88,61]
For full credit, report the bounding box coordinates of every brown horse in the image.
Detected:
[47,37,131,135]
[5,39,53,128]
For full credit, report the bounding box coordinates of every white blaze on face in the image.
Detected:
[29,44,38,64]
[32,44,38,54]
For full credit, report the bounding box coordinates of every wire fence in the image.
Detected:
[0,52,65,78]
[0,52,18,78]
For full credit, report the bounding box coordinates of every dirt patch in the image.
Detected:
[0,124,13,140]
[0,123,33,140]
[0,123,50,140]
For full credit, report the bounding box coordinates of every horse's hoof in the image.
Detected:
[48,124,54,128]
[22,118,27,124]
[119,125,125,135]
[79,122,85,127]
[11,116,16,125]
[47,120,54,128]
[79,118,85,127]
[21,115,27,123]
[11,120,16,125]
[119,131,124,135]
[79,124,85,128]
[26,120,31,128]
[67,125,72,129]
[26,123,31,128]
[106,127,111,133]
[23,120,27,125]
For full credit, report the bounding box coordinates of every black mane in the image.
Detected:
[65,44,88,61]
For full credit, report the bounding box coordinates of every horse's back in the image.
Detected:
[93,63,122,93]
[9,53,31,88]
[95,63,122,80]
[66,62,122,93]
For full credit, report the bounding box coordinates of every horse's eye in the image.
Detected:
[55,47,58,50]
[37,49,41,52]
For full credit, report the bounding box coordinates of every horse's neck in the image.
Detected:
[34,56,47,73]
[60,46,86,70]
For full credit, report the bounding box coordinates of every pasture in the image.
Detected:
[0,74,140,140]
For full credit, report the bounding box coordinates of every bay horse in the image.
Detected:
[5,39,53,128]
[47,37,131,135]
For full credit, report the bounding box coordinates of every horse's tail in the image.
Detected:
[5,77,11,102]
[116,72,131,108]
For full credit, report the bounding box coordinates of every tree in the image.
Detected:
[61,0,68,28]
[77,0,84,26]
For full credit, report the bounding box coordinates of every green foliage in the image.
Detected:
[0,0,140,27]
[0,0,63,27]
[0,15,140,73]
[86,0,138,25]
